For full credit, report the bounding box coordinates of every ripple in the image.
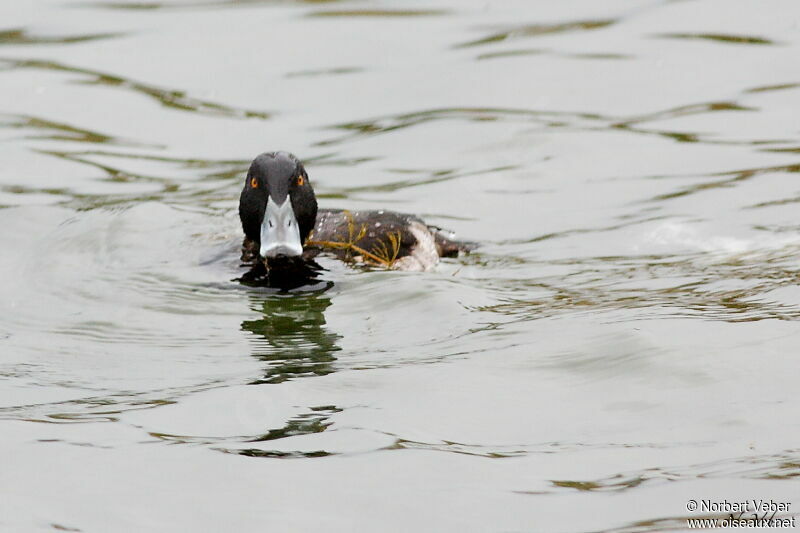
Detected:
[454,19,616,48]
[312,97,788,153]
[0,381,227,423]
[644,162,800,203]
[0,113,152,147]
[474,248,800,323]
[746,82,800,94]
[313,164,518,197]
[476,48,631,61]
[597,513,798,533]
[285,66,363,78]
[382,438,678,459]
[79,0,345,10]
[0,28,124,46]
[307,9,447,18]
[657,32,777,46]
[549,449,800,494]
[316,106,608,147]
[1,148,248,209]
[0,58,271,119]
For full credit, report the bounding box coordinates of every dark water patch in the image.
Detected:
[149,431,223,444]
[552,477,644,492]
[386,437,690,460]
[41,149,246,169]
[0,28,123,46]
[227,448,332,459]
[307,9,447,18]
[37,439,114,450]
[76,1,163,9]
[484,187,552,196]
[753,224,800,234]
[285,66,363,78]
[455,19,616,48]
[614,101,754,127]
[387,439,529,459]
[147,406,338,447]
[0,58,271,120]
[746,82,800,94]
[611,100,761,145]
[476,48,545,60]
[761,146,800,154]
[248,406,337,442]
[0,114,152,147]
[476,48,630,61]
[0,184,71,199]
[214,434,698,462]
[747,195,800,209]
[567,52,631,60]
[657,32,776,45]
[88,1,164,7]
[645,162,800,203]
[79,0,342,11]
[50,524,82,532]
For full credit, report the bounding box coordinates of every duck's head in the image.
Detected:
[239,152,318,262]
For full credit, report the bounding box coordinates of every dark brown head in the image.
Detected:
[239,152,317,260]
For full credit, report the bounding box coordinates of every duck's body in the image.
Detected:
[238,152,473,281]
[309,209,466,271]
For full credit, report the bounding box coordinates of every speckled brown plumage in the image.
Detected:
[238,152,474,279]
[241,208,473,271]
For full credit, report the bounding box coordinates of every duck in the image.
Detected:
[238,152,472,280]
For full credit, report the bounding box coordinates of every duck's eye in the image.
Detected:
[296,175,305,186]
[250,177,258,188]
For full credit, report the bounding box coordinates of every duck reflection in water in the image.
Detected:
[240,283,341,385]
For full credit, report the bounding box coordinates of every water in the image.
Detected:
[1,0,799,531]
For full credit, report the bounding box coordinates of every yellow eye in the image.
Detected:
[296,175,305,186]
[250,177,258,188]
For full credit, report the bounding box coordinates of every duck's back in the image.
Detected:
[307,209,471,271]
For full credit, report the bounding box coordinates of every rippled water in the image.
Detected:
[2,0,800,531]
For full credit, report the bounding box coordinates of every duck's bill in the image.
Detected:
[260,196,303,259]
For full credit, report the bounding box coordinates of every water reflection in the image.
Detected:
[233,404,342,459]
[240,282,341,385]
[657,32,776,46]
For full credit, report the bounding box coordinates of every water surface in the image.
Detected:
[1,0,800,531]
